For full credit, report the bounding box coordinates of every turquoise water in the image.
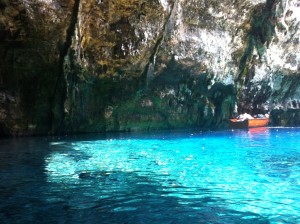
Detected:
[0,127,299,223]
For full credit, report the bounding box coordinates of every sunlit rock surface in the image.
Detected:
[0,0,299,136]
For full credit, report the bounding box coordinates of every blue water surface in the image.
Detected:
[0,127,299,223]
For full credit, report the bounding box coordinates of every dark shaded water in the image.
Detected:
[0,127,299,223]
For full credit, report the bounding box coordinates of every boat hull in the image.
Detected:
[229,118,269,129]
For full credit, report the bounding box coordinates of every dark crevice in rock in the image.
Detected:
[271,108,300,126]
[50,0,81,134]
[236,0,276,113]
[237,0,276,84]
[208,83,236,126]
[141,0,177,88]
[270,73,300,107]
[283,73,300,100]
[59,0,81,72]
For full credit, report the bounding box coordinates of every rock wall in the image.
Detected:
[0,0,74,135]
[0,0,299,136]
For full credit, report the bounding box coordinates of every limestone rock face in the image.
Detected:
[0,0,299,135]
[0,0,74,135]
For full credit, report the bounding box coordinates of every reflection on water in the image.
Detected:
[0,128,300,223]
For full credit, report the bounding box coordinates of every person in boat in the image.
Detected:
[237,112,254,121]
[255,114,265,118]
[253,112,270,119]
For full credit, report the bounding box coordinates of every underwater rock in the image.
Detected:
[78,172,92,179]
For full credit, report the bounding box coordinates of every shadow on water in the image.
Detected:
[46,170,271,224]
[0,131,298,223]
[0,137,52,223]
[0,169,271,223]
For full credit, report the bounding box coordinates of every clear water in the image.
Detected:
[0,127,299,224]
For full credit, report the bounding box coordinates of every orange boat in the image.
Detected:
[229,118,269,129]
